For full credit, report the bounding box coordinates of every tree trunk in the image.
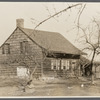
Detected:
[91,72,94,84]
[90,50,96,84]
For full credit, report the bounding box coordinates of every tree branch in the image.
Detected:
[34,3,82,30]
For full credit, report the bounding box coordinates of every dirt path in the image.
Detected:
[0,78,100,96]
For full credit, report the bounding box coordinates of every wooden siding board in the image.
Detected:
[0,27,43,77]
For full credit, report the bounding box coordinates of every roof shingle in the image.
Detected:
[20,27,85,55]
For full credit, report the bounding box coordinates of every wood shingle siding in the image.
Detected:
[0,27,43,77]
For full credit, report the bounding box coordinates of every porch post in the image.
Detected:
[59,59,62,76]
[60,59,62,70]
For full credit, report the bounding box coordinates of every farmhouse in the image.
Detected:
[0,19,85,78]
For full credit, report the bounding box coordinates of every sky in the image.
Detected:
[0,2,100,61]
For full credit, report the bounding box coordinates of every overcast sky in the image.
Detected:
[0,2,100,60]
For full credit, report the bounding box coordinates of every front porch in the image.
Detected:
[43,52,81,78]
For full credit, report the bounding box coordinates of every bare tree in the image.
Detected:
[1,40,49,92]
[78,18,100,84]
[0,3,87,92]
[31,3,86,30]
[29,3,86,80]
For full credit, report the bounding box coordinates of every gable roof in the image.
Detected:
[19,27,85,55]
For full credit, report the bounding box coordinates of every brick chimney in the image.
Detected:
[16,19,24,28]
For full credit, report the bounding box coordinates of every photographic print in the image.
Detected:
[0,2,99,97]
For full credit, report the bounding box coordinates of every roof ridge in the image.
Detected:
[20,27,60,34]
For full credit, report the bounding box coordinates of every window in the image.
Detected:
[61,60,67,70]
[2,43,10,54]
[63,66,66,70]
[66,60,70,70]
[71,60,76,69]
[20,41,28,53]
[51,60,57,70]
[61,60,70,70]
[6,44,10,54]
[51,59,60,70]
[53,66,56,70]
[20,42,23,53]
[51,62,54,69]
[2,47,5,54]
[51,59,76,70]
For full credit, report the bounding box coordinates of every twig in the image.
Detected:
[34,3,82,30]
